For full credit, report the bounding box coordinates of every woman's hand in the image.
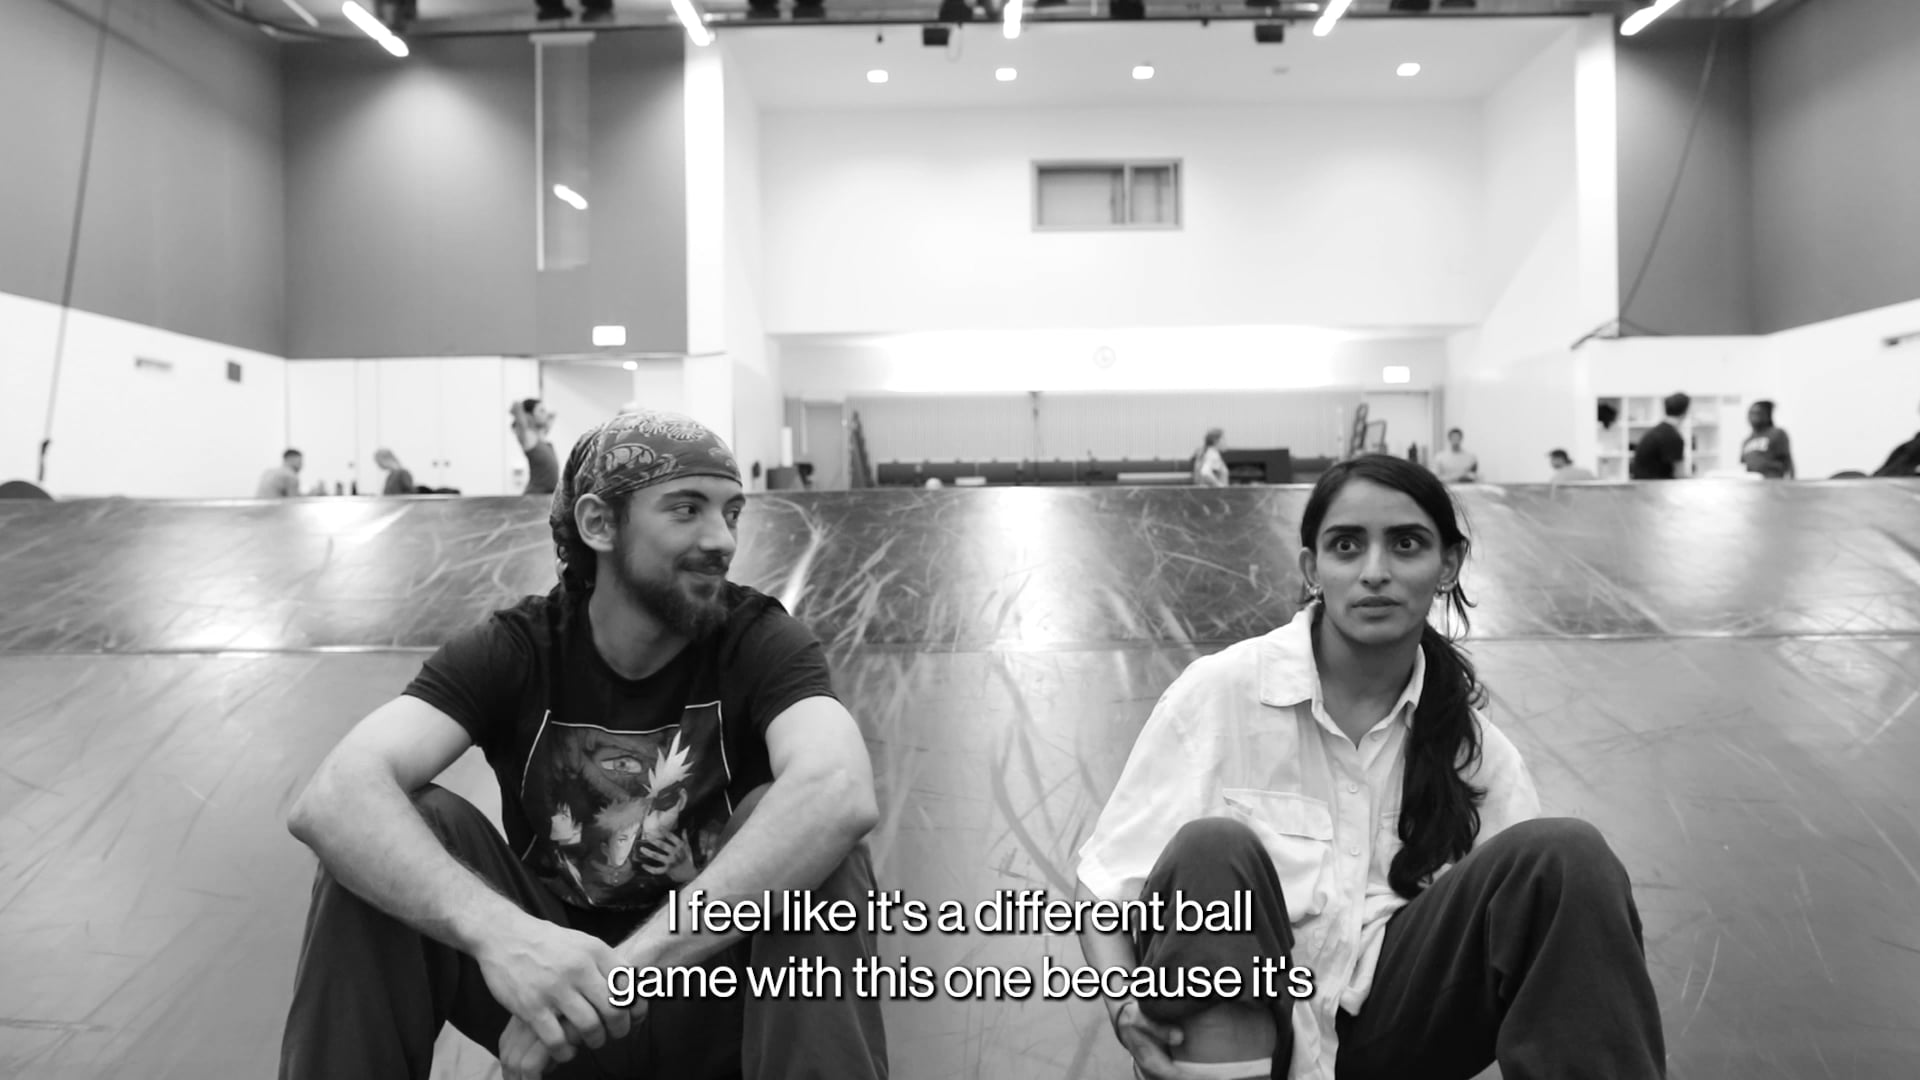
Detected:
[1112,999,1212,1080]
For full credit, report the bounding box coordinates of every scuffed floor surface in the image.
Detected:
[3,481,1918,1078]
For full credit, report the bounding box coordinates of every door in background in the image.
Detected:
[801,401,847,491]
[1359,392,1433,465]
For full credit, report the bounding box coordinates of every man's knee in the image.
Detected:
[716,784,772,851]
[410,784,499,849]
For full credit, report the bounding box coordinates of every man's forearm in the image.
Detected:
[290,756,528,954]
[615,768,874,970]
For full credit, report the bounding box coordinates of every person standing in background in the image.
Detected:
[1630,393,1689,480]
[375,449,416,496]
[257,449,304,498]
[1547,449,1596,483]
[1193,428,1230,487]
[1740,401,1795,479]
[1431,429,1479,483]
[1873,401,1920,477]
[510,399,560,495]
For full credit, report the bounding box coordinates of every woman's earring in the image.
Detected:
[1308,584,1323,602]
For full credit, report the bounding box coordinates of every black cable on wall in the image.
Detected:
[39,0,119,485]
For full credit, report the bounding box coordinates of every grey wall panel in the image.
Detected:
[284,29,687,360]
[534,30,688,357]
[284,34,540,358]
[1751,0,1920,332]
[1615,21,1754,336]
[0,0,285,355]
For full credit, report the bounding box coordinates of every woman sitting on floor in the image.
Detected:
[1075,454,1666,1080]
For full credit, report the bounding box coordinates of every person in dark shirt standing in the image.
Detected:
[1629,392,1689,480]
[1740,400,1795,479]
[280,409,887,1080]
[512,398,562,495]
[1872,400,1920,478]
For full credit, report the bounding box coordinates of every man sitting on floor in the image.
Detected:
[279,409,887,1080]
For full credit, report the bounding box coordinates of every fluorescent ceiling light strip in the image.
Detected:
[1312,0,1353,37]
[553,184,588,210]
[280,0,320,28]
[1004,0,1024,40]
[1620,0,1682,36]
[670,0,715,46]
[341,1,407,56]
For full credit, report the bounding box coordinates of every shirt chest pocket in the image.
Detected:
[1220,789,1334,923]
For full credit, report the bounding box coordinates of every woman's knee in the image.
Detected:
[1165,817,1264,863]
[1489,817,1626,888]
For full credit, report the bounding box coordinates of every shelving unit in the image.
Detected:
[1594,394,1743,480]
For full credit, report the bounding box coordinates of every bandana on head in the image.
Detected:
[549,409,742,584]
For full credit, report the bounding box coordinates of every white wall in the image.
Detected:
[1442,21,1606,484]
[760,102,1485,335]
[780,329,1448,398]
[1581,297,1920,479]
[541,361,634,463]
[288,356,539,496]
[1764,299,1920,476]
[1,290,286,498]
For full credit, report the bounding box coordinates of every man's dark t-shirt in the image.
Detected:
[403,583,834,919]
[1630,421,1685,480]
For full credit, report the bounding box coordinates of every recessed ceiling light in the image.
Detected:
[622,360,639,371]
[867,69,889,84]
[996,67,1017,82]
[1132,65,1155,80]
[1397,62,1422,77]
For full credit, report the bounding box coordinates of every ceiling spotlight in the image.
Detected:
[552,183,589,210]
[996,67,1017,81]
[1132,65,1154,80]
[1397,62,1421,77]
[622,360,639,371]
[868,69,890,84]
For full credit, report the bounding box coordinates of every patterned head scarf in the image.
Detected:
[550,409,742,591]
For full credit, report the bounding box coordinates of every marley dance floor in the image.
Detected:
[3,481,1920,1078]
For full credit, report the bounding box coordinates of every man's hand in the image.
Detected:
[1112,1000,1211,1080]
[475,918,631,1064]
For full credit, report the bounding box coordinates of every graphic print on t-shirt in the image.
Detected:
[518,702,732,910]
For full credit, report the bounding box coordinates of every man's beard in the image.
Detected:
[606,557,729,639]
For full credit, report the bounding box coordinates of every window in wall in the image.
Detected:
[1033,161,1181,230]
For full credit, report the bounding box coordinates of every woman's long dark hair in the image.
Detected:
[1299,454,1486,900]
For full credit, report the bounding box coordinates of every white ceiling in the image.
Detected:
[721,17,1578,110]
